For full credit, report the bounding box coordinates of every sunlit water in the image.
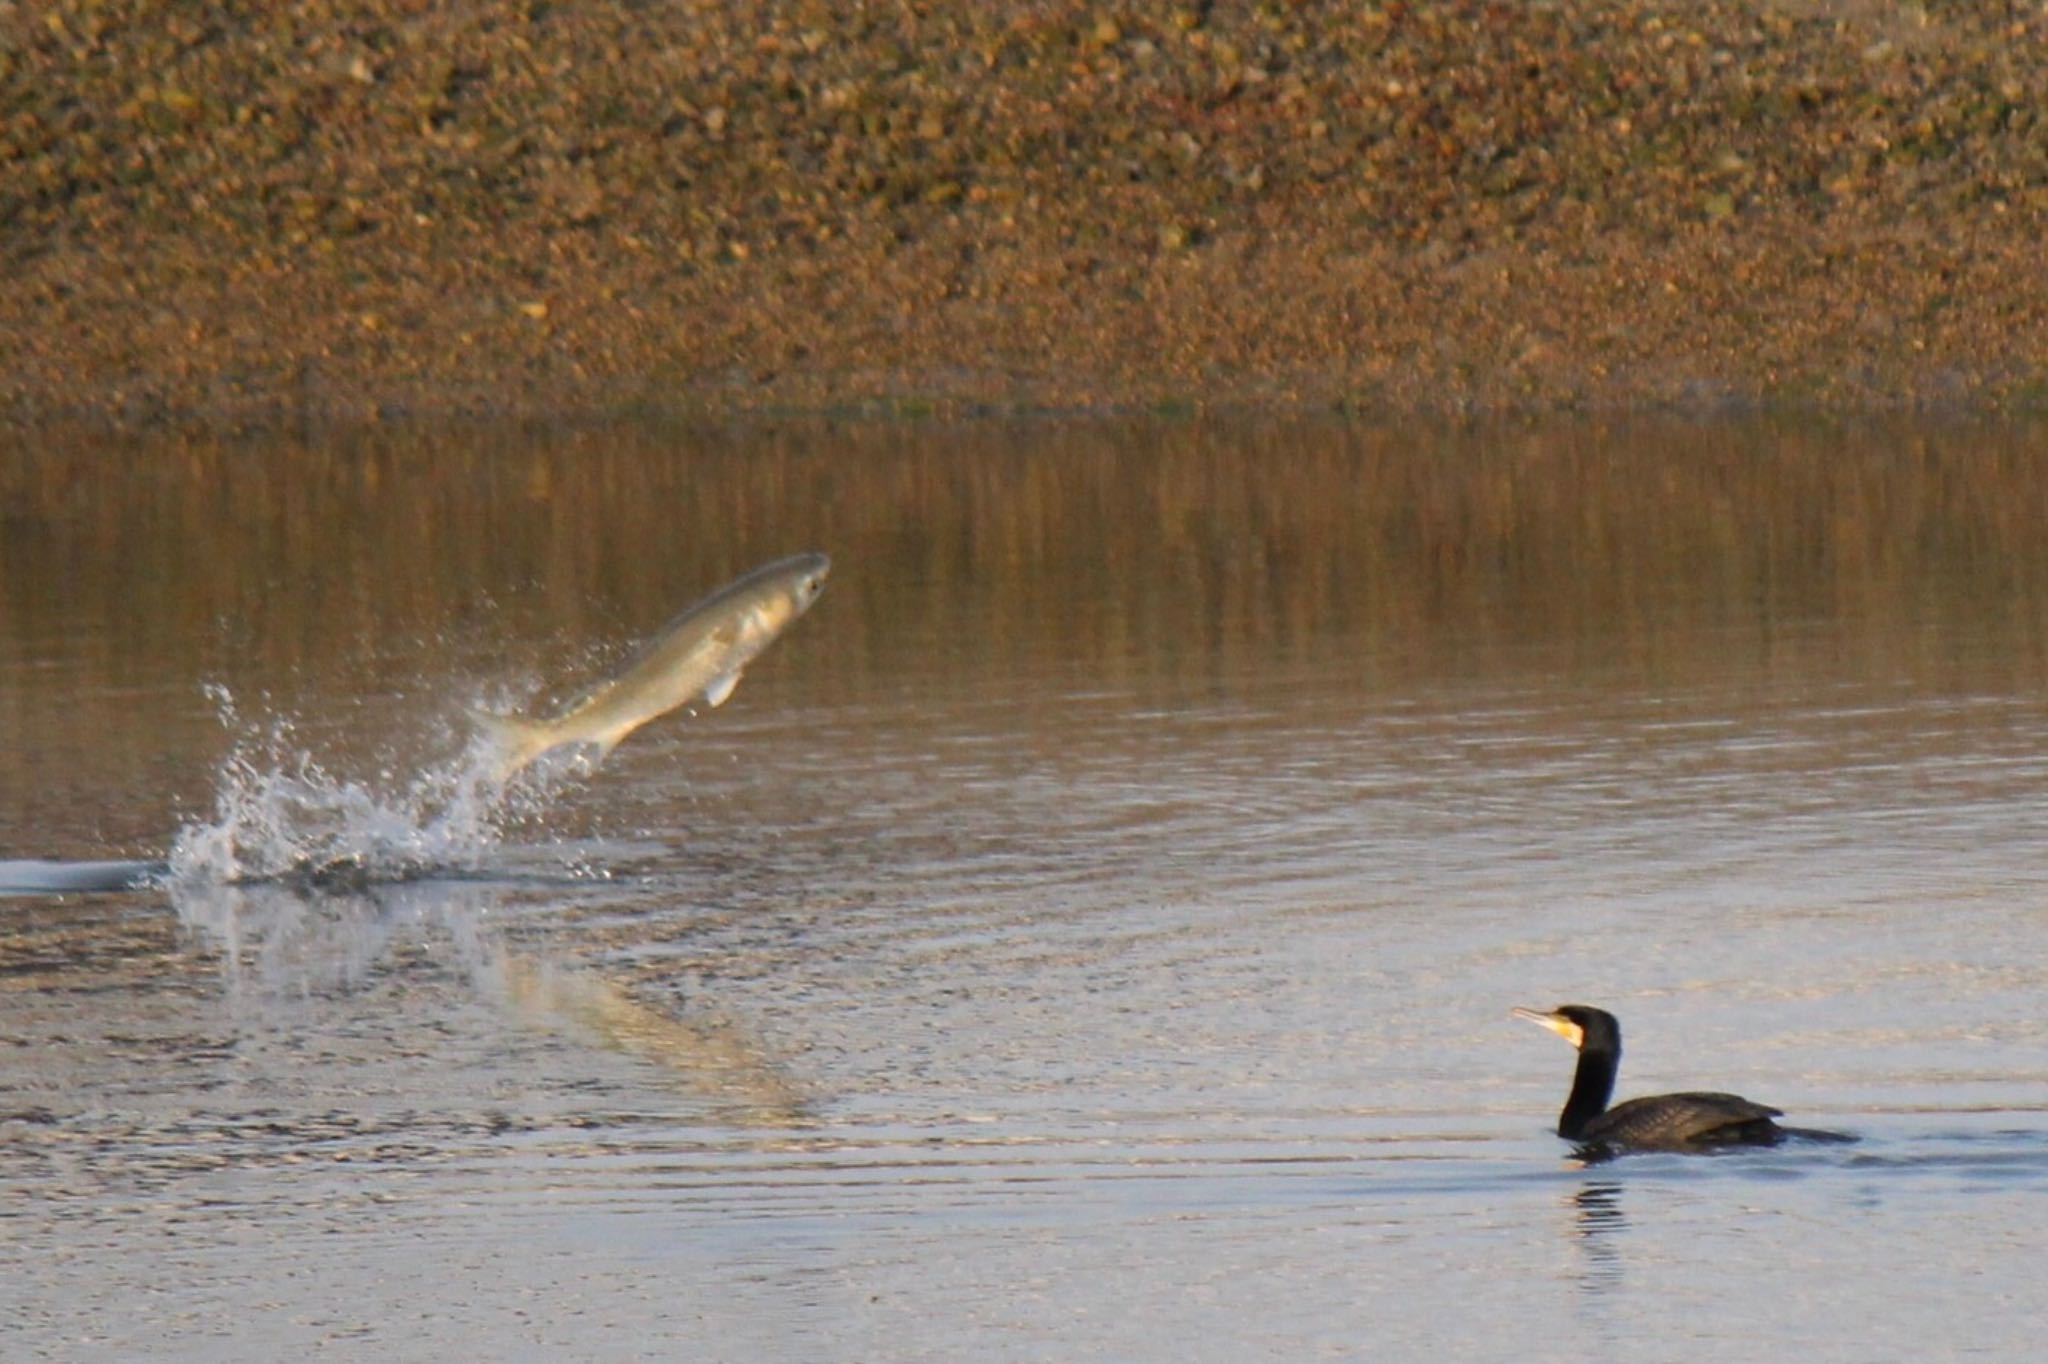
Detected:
[3,419,2047,1361]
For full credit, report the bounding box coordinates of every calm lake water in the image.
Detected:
[3,418,2046,1361]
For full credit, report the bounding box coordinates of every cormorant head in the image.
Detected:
[1512,1004,1622,1056]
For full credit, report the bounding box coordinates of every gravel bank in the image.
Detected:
[4,0,2046,426]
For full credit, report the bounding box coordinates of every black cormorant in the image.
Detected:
[1513,1004,1852,1152]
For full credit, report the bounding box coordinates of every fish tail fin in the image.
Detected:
[468,708,558,781]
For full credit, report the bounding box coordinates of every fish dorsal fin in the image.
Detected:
[703,667,743,708]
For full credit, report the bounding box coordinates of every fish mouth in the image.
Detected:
[797,552,830,602]
[1512,1006,1585,1049]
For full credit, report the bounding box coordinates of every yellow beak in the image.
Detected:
[1511,1006,1585,1049]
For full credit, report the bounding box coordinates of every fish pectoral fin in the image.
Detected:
[703,667,744,708]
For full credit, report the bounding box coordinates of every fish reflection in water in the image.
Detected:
[169,875,808,1128]
[494,956,808,1124]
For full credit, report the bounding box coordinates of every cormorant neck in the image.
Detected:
[1558,1046,1617,1140]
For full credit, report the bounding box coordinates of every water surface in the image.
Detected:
[3,418,2046,1360]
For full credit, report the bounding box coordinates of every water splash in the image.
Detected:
[163,683,571,889]
[160,686,585,1006]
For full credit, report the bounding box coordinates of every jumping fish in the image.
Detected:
[473,552,829,779]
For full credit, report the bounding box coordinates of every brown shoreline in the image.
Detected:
[5,1,2046,429]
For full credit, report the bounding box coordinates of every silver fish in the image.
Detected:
[474,552,829,778]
